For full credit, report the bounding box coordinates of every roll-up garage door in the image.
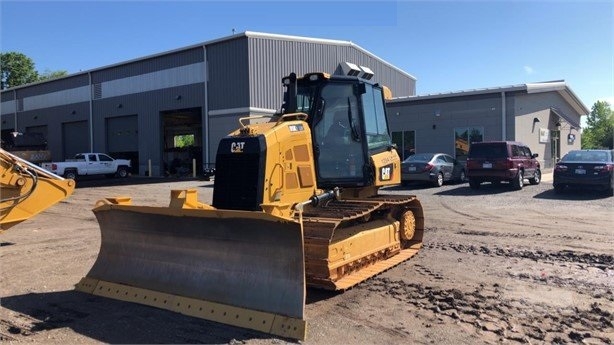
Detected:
[106,115,138,152]
[62,121,89,159]
[106,115,138,173]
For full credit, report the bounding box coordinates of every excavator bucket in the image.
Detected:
[1,148,75,231]
[76,190,307,340]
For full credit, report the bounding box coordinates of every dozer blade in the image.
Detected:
[76,200,306,340]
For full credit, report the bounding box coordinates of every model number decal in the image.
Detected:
[231,141,245,153]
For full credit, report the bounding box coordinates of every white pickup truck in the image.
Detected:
[42,153,131,179]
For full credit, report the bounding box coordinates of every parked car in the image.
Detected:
[553,149,614,196]
[401,153,466,187]
[466,141,541,190]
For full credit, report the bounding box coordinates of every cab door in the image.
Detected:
[86,154,101,174]
[312,83,364,181]
[97,154,116,174]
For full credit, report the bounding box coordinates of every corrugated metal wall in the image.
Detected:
[246,36,416,111]
[18,74,89,97]
[1,91,15,102]
[1,75,89,116]
[206,38,250,111]
[91,48,203,83]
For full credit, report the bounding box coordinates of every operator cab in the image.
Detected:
[282,72,394,188]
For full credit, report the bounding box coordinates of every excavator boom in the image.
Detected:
[1,148,75,231]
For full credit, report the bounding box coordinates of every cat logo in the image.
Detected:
[380,164,393,181]
[231,141,245,153]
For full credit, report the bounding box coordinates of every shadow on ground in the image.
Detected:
[3,287,337,343]
[533,188,612,200]
[385,182,521,196]
[1,290,270,344]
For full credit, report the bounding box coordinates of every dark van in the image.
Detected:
[466,141,541,190]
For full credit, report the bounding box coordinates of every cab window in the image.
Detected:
[523,147,533,158]
[313,83,364,179]
[511,145,520,157]
[99,154,113,162]
[361,84,391,152]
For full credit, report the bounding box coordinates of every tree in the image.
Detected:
[174,134,195,148]
[582,101,614,149]
[38,69,68,82]
[0,52,39,89]
[1,51,69,89]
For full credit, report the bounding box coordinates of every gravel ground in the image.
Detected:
[1,174,612,344]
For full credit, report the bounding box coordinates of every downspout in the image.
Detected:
[88,72,94,152]
[501,92,506,140]
[13,90,17,131]
[203,45,210,168]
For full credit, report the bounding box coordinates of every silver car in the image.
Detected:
[401,153,467,187]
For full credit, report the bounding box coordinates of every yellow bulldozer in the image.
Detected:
[76,72,424,340]
[1,148,75,231]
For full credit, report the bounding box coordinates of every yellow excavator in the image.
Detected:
[76,72,424,340]
[1,148,75,231]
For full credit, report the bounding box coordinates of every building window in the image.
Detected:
[391,130,415,160]
[455,127,484,162]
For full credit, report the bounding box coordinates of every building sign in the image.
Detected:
[539,128,550,143]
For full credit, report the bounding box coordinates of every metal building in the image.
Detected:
[0,31,416,176]
[387,81,589,168]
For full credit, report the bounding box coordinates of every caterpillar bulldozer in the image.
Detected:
[1,148,75,231]
[76,72,424,340]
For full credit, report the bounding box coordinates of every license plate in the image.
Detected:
[483,163,492,169]
[408,167,416,172]
[575,169,586,174]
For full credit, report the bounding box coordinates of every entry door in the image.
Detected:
[551,130,560,165]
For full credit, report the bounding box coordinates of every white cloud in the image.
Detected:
[523,66,535,75]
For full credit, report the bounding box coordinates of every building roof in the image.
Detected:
[389,80,590,117]
[2,31,415,92]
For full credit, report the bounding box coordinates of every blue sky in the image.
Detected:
[1,0,612,114]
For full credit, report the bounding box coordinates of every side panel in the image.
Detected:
[371,149,401,186]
